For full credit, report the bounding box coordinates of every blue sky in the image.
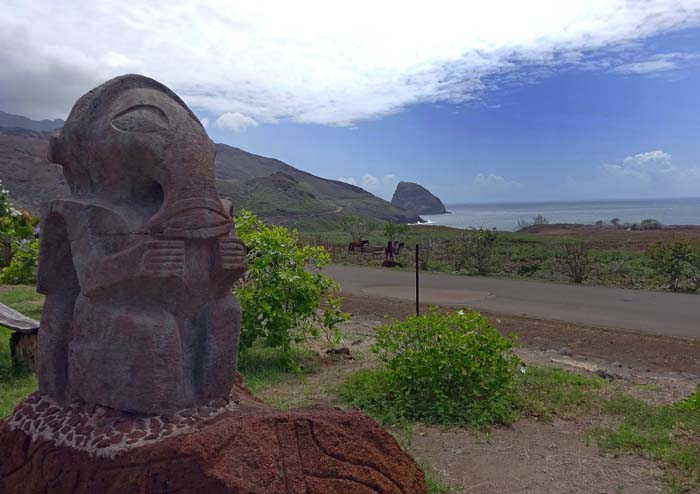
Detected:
[205,27,700,203]
[3,1,700,203]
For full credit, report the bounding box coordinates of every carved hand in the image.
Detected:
[218,236,247,274]
[141,240,186,277]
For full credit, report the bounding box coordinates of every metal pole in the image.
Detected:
[415,243,420,316]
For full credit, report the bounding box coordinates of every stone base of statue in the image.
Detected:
[0,376,426,494]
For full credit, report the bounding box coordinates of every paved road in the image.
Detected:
[326,265,700,338]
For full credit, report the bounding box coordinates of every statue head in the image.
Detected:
[49,74,231,238]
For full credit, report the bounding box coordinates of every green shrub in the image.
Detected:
[457,228,497,275]
[676,385,700,412]
[235,209,350,350]
[648,239,700,291]
[369,307,521,426]
[1,238,38,285]
[560,242,592,284]
[0,181,37,277]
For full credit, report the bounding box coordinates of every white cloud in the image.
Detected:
[362,173,380,190]
[337,177,357,186]
[601,150,674,181]
[2,1,700,121]
[382,174,397,184]
[474,173,523,190]
[216,112,258,132]
[599,150,700,196]
[611,52,698,75]
[199,116,209,128]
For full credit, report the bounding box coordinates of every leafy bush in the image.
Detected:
[235,209,350,350]
[457,228,496,275]
[648,240,700,291]
[0,239,38,285]
[366,308,521,426]
[560,242,592,283]
[0,182,38,283]
[676,385,700,412]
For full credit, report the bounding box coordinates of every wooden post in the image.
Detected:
[415,243,420,316]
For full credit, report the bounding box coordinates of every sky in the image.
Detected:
[2,1,700,203]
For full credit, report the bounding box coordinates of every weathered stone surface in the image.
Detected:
[390,181,448,215]
[0,385,426,494]
[37,74,247,415]
[7,75,427,493]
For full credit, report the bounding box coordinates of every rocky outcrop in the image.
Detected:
[391,181,448,215]
[0,383,426,494]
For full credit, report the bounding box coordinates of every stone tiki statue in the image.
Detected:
[0,75,426,494]
[37,74,246,414]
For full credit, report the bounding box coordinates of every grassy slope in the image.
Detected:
[0,285,42,417]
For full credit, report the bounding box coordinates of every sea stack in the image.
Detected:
[391,181,448,215]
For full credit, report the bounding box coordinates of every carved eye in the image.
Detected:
[111,105,169,133]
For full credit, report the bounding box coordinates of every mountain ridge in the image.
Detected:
[0,111,421,228]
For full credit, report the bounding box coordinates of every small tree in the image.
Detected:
[418,237,440,270]
[458,228,496,275]
[611,218,621,228]
[383,222,409,243]
[560,242,592,283]
[235,210,350,349]
[341,216,377,242]
[648,240,700,292]
[533,214,549,225]
[516,214,548,231]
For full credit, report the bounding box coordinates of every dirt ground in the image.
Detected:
[256,295,700,494]
[341,294,700,376]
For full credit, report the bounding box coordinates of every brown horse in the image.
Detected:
[385,241,405,261]
[348,239,369,252]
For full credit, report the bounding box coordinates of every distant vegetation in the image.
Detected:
[307,221,700,291]
[516,214,549,231]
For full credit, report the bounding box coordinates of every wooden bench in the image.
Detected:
[0,302,39,371]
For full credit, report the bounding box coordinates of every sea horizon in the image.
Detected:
[420,196,700,231]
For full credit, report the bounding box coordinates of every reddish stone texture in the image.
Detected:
[38,74,246,415]
[0,399,426,494]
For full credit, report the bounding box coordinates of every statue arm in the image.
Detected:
[212,233,247,284]
[74,239,186,296]
[60,204,185,296]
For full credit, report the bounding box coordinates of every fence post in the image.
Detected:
[415,243,420,316]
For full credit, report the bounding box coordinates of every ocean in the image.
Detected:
[419,197,700,231]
